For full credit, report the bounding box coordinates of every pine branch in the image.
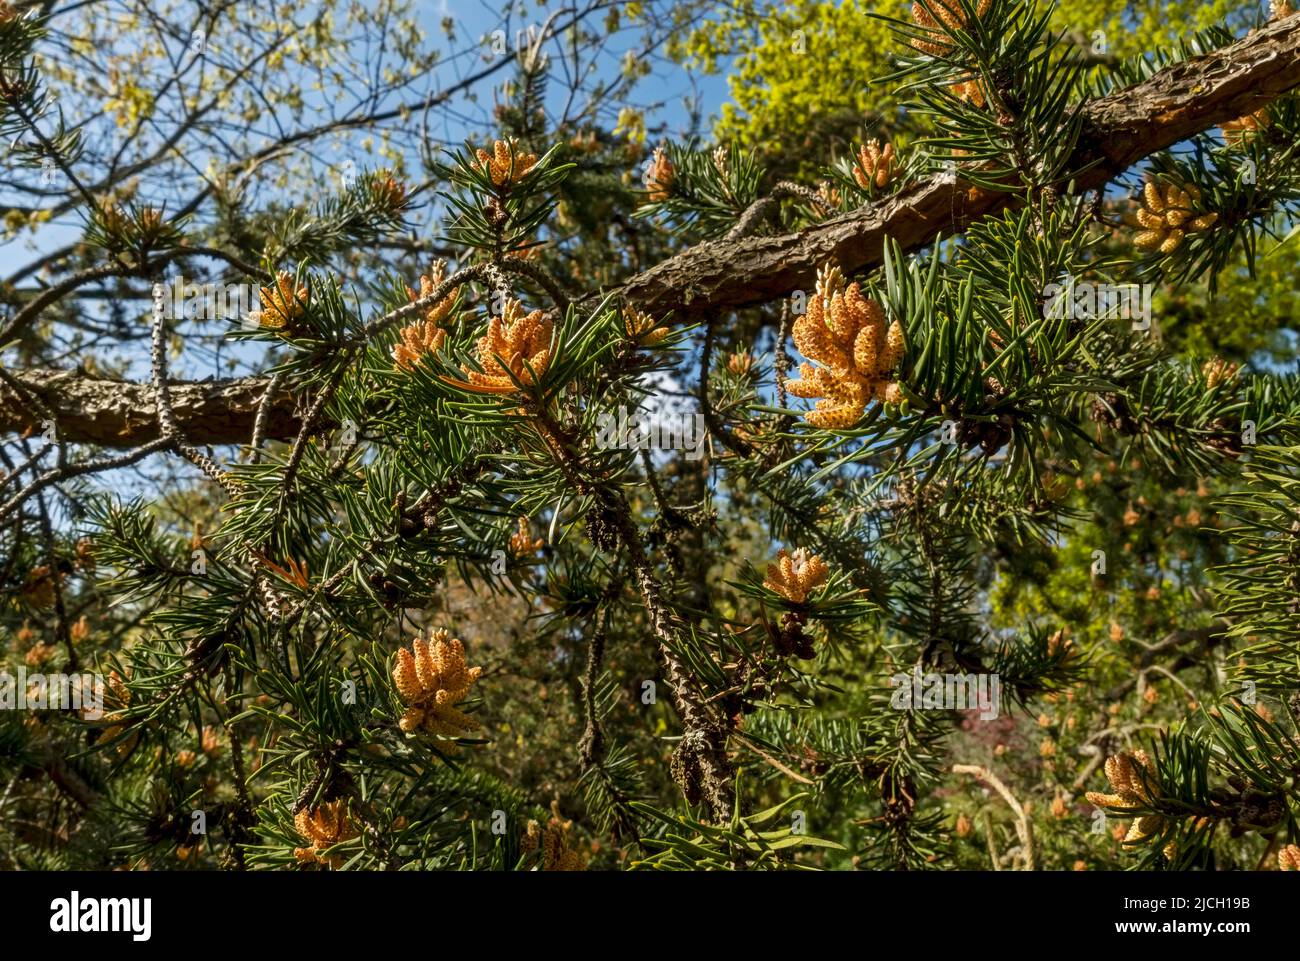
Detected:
[0,368,305,447]
[616,15,1300,317]
[7,19,1299,450]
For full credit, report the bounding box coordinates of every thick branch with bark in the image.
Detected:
[3,16,1299,448]
[0,369,304,447]
[619,16,1300,317]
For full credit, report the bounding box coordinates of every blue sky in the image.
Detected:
[0,0,735,385]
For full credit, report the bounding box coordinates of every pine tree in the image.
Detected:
[2,0,1300,873]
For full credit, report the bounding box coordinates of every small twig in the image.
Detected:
[698,314,754,459]
[774,298,792,411]
[725,182,823,241]
[247,369,285,464]
[982,808,1002,872]
[953,763,1036,871]
[734,735,815,785]
[499,254,573,310]
[0,438,171,524]
[578,602,610,768]
[638,447,689,529]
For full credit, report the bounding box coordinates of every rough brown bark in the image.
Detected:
[4,16,1299,448]
[0,368,304,447]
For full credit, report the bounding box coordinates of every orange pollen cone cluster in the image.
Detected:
[392,628,483,736]
[86,670,133,747]
[474,138,537,187]
[444,298,553,395]
[1085,751,1168,848]
[1125,180,1218,255]
[622,305,670,346]
[762,547,830,604]
[1220,108,1269,147]
[643,146,674,201]
[377,171,406,206]
[727,350,754,376]
[813,181,842,215]
[393,262,459,372]
[1202,357,1240,389]
[249,270,308,332]
[951,78,986,109]
[852,140,898,190]
[786,264,905,429]
[509,516,544,556]
[522,802,587,870]
[293,801,359,868]
[909,0,992,56]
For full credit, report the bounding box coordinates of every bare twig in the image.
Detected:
[953,763,1037,871]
